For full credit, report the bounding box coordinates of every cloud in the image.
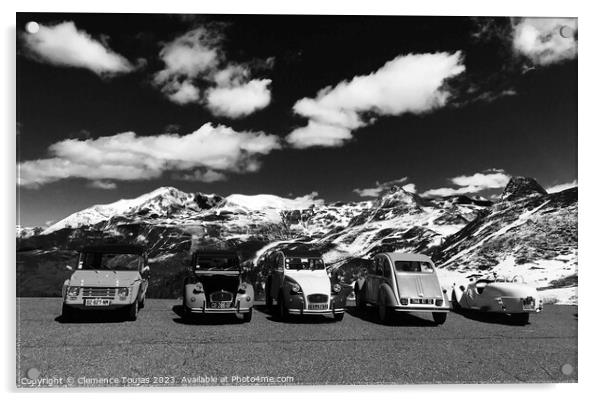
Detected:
[546,179,577,193]
[21,21,135,76]
[354,177,415,198]
[88,180,117,190]
[206,79,272,118]
[153,26,273,117]
[172,169,227,183]
[421,170,511,197]
[286,52,465,148]
[512,18,577,65]
[18,123,281,188]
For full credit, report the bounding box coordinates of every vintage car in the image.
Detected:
[61,244,150,321]
[355,253,450,324]
[182,250,254,322]
[263,248,346,321]
[451,273,542,324]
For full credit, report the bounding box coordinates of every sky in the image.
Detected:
[16,14,578,226]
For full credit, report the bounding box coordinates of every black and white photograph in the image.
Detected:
[10,3,586,391]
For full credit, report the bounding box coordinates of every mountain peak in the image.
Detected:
[501,176,547,201]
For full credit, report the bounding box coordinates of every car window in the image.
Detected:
[80,252,141,271]
[195,254,239,271]
[375,258,383,276]
[394,261,434,273]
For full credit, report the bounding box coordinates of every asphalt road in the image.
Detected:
[16,298,577,387]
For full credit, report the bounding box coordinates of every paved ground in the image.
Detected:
[16,298,577,387]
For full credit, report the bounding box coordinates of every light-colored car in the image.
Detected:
[62,244,150,321]
[355,253,450,324]
[263,248,346,321]
[451,274,542,324]
[183,250,254,322]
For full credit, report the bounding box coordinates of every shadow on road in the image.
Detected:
[254,305,343,324]
[55,311,131,324]
[346,306,439,327]
[171,305,246,325]
[452,309,532,326]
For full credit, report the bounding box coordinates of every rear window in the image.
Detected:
[394,261,434,273]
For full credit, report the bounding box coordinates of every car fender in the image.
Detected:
[451,285,468,309]
[61,279,70,299]
[355,277,366,291]
[130,281,143,303]
[378,282,397,307]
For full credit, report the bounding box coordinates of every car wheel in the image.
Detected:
[433,312,447,325]
[277,292,289,321]
[242,308,253,323]
[334,312,344,321]
[355,285,366,310]
[61,304,76,322]
[451,289,459,309]
[266,287,273,311]
[511,313,530,325]
[126,301,138,321]
[377,292,391,324]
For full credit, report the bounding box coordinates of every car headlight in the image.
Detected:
[290,283,301,294]
[193,282,204,294]
[67,286,80,296]
[332,283,341,294]
[118,287,129,297]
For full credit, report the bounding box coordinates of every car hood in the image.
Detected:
[285,270,331,295]
[68,270,141,287]
[395,273,444,298]
[481,282,538,298]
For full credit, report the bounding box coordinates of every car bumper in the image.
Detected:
[185,301,252,314]
[63,299,133,310]
[390,306,450,313]
[288,307,345,316]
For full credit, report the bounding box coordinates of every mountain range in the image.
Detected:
[16,176,577,304]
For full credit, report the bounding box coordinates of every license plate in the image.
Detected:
[410,298,433,304]
[308,303,328,310]
[210,301,230,309]
[85,298,110,306]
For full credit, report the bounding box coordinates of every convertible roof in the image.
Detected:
[379,252,433,263]
[81,244,145,254]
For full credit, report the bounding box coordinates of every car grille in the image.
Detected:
[307,294,328,303]
[210,291,233,302]
[82,287,117,298]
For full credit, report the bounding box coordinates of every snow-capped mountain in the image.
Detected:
[17,176,577,304]
[43,187,222,234]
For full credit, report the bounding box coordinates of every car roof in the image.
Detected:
[280,248,322,258]
[81,244,145,254]
[193,249,239,258]
[377,252,433,263]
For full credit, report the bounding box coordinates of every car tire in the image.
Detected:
[451,289,460,309]
[511,313,530,325]
[277,292,289,321]
[242,308,253,323]
[433,312,447,325]
[126,301,138,321]
[334,312,344,321]
[61,304,76,322]
[377,292,391,324]
[355,284,366,310]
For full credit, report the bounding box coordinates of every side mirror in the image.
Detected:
[141,265,150,274]
[66,265,73,271]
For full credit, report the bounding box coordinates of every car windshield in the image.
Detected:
[394,261,434,273]
[80,252,141,271]
[286,257,325,270]
[195,255,239,271]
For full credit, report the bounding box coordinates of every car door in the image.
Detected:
[382,257,397,302]
[270,253,285,298]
